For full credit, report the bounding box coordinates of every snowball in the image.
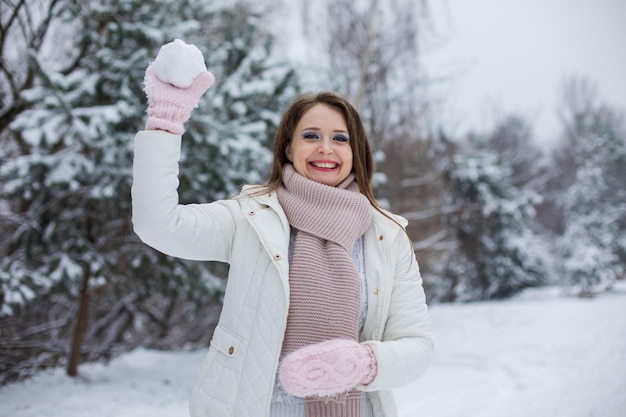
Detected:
[151,39,207,88]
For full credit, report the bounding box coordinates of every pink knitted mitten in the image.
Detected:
[279,339,378,398]
[143,66,214,135]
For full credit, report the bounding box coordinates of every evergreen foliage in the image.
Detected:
[441,146,548,301]
[555,80,626,295]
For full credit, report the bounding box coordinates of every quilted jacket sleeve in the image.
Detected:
[132,130,237,262]
[359,225,433,391]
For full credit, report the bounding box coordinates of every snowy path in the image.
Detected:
[1,283,625,417]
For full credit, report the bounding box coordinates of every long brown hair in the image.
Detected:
[251,91,412,256]
[266,92,376,204]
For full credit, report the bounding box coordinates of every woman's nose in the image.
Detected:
[318,138,333,154]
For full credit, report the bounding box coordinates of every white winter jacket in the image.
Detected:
[132,130,433,417]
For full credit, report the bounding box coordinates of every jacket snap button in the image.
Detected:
[373,288,379,295]
[228,346,235,355]
[274,254,281,261]
[249,210,256,216]
[379,235,384,241]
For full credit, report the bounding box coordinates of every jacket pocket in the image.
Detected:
[210,325,243,357]
[189,324,245,417]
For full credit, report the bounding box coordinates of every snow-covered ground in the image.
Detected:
[2,282,625,417]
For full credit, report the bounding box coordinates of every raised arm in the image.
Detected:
[132,40,235,262]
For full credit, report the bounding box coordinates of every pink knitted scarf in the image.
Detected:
[277,164,372,417]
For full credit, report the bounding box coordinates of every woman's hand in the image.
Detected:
[279,339,378,398]
[143,39,215,135]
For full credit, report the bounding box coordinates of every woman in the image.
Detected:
[133,40,433,417]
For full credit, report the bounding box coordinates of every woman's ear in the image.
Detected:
[285,144,292,162]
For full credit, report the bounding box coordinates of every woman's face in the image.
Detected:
[285,104,353,187]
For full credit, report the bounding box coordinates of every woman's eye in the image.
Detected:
[302,132,320,140]
[333,134,349,142]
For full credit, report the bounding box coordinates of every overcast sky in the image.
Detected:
[426,0,626,144]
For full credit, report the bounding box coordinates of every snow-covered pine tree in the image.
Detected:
[555,78,626,296]
[180,2,298,200]
[484,114,545,189]
[0,0,297,379]
[441,145,548,301]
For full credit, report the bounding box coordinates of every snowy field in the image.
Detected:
[1,282,625,417]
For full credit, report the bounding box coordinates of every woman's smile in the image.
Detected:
[310,160,340,170]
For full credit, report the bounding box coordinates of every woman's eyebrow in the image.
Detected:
[301,127,349,134]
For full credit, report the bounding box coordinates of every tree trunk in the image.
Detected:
[66,263,90,377]
[354,0,378,110]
